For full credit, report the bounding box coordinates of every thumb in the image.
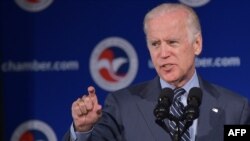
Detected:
[96,104,102,116]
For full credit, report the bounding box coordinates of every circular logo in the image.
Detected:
[90,37,138,91]
[11,120,57,141]
[15,0,53,12]
[179,0,210,7]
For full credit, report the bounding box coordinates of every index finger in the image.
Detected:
[87,86,98,103]
[88,86,95,96]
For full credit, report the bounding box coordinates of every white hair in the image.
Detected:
[143,3,201,42]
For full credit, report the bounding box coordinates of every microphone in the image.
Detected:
[184,87,203,122]
[154,88,174,121]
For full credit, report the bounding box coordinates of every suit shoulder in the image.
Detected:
[203,79,248,102]
[110,80,152,98]
[104,79,155,107]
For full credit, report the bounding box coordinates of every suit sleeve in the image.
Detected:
[89,93,124,141]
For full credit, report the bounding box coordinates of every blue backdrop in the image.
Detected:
[1,0,250,140]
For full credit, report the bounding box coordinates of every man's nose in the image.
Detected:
[160,44,170,58]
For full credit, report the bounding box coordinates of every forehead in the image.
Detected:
[146,10,189,39]
[148,9,188,28]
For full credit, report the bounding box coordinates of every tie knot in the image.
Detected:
[173,88,186,101]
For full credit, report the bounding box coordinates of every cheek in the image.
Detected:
[179,49,195,68]
[149,52,162,71]
[149,50,158,62]
[184,56,195,71]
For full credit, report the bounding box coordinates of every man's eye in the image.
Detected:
[152,42,157,46]
[169,40,177,44]
[151,41,160,46]
[167,40,179,46]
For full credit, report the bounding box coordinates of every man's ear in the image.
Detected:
[193,33,202,55]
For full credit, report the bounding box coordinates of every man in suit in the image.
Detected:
[63,3,250,141]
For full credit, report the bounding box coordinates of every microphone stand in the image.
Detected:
[172,119,193,141]
[155,119,170,134]
[155,115,181,141]
[156,116,182,141]
[156,115,193,141]
[172,121,181,141]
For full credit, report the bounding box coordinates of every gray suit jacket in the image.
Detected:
[63,76,250,141]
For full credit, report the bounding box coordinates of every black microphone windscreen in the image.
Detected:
[188,87,203,106]
[159,88,174,103]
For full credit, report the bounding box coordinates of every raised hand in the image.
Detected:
[71,86,102,132]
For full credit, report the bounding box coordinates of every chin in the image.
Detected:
[162,73,178,82]
[162,76,175,83]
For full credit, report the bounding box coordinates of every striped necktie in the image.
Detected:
[168,88,190,141]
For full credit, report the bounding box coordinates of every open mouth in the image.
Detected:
[161,64,174,71]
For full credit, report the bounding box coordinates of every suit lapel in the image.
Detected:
[135,77,172,141]
[196,78,225,141]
